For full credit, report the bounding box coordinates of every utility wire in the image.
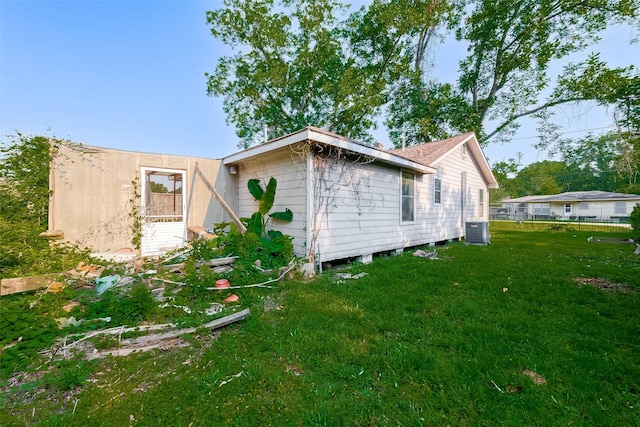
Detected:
[509,125,617,141]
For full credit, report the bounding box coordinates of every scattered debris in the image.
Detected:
[47,282,65,293]
[490,380,504,393]
[62,301,80,312]
[215,279,231,289]
[207,260,297,291]
[335,272,368,280]
[413,249,438,259]
[588,236,635,245]
[159,303,192,314]
[205,302,224,315]
[1,273,59,296]
[574,277,633,293]
[218,371,243,387]
[95,274,135,295]
[46,308,251,360]
[56,316,111,328]
[159,256,238,273]
[635,245,640,255]
[506,384,524,393]
[223,294,239,303]
[187,225,217,241]
[522,370,546,385]
[502,287,508,293]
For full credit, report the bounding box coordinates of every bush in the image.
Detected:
[630,205,640,240]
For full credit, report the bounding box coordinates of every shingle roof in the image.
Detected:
[503,191,640,203]
[387,133,475,167]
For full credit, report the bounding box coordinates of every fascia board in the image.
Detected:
[428,133,499,189]
[223,128,436,174]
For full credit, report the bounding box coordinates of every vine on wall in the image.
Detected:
[129,172,143,251]
[289,142,376,263]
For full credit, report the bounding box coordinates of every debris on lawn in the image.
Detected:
[587,236,635,245]
[263,295,285,312]
[335,272,368,280]
[635,245,640,255]
[223,294,239,303]
[218,370,244,387]
[95,274,135,295]
[1,273,60,296]
[43,308,251,360]
[413,249,438,259]
[56,316,111,328]
[574,277,633,293]
[506,384,524,393]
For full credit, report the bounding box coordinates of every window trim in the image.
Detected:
[478,188,484,218]
[401,171,415,223]
[434,177,442,205]
[141,167,186,223]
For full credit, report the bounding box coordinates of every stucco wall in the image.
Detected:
[50,143,230,253]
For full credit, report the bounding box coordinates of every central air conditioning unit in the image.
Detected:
[465,221,490,244]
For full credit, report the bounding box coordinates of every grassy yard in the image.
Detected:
[1,224,639,426]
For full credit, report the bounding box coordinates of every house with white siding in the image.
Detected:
[501,191,640,222]
[224,127,498,264]
[47,127,498,263]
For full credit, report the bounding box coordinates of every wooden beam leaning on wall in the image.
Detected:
[193,162,247,235]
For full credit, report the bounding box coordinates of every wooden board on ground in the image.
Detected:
[1,274,59,296]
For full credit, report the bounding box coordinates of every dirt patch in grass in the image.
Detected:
[574,277,633,293]
[522,370,547,385]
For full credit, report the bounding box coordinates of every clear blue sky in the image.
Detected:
[1,0,637,165]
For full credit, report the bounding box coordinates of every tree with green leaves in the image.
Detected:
[0,133,88,278]
[207,0,385,148]
[207,0,638,152]
[0,133,53,228]
[386,0,639,145]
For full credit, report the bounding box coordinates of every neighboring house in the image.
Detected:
[501,191,640,221]
[48,127,498,263]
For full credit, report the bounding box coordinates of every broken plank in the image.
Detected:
[133,308,251,345]
[1,274,59,296]
[85,308,251,359]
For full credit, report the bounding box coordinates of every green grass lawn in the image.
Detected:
[2,224,639,426]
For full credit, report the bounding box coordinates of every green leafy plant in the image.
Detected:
[246,177,293,238]
[129,173,143,251]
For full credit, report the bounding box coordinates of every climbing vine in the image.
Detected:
[128,172,143,251]
[288,141,376,263]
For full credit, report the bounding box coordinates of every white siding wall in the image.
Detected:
[313,144,490,262]
[236,149,308,257]
[431,145,489,232]
[549,200,638,219]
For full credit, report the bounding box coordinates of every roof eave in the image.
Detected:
[223,127,436,174]
[426,133,498,189]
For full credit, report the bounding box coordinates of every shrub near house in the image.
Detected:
[631,205,640,240]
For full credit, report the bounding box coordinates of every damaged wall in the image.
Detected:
[49,143,234,254]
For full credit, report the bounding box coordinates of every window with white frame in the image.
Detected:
[401,171,415,222]
[579,202,589,210]
[478,188,484,218]
[565,203,572,214]
[614,201,626,215]
[434,178,442,204]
